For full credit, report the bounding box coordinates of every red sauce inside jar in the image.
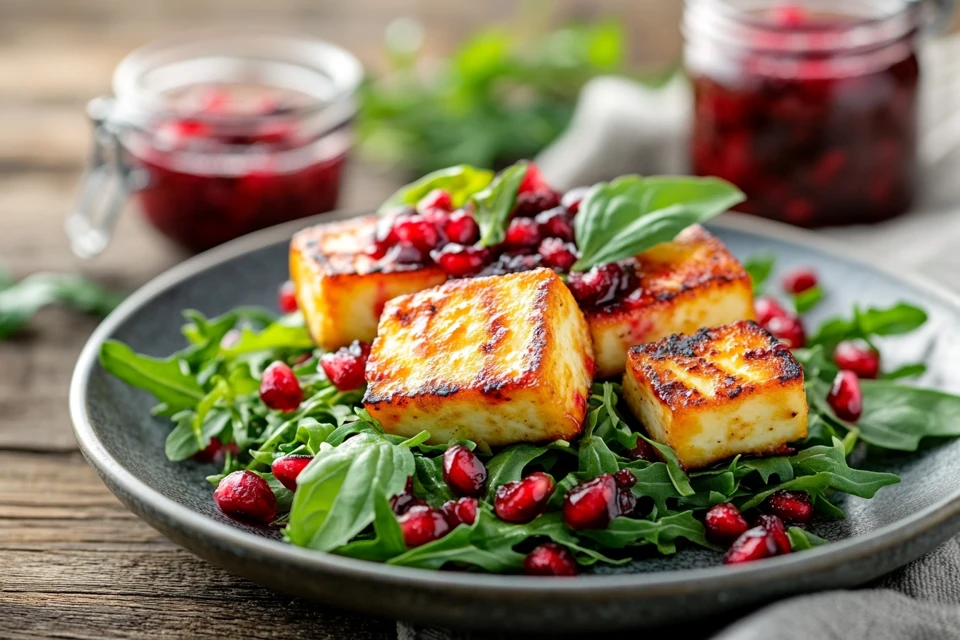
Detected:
[687,3,920,226]
[128,84,347,251]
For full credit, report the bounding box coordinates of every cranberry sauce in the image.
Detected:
[687,3,920,226]
[129,85,347,251]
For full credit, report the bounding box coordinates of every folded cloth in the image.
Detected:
[396,34,960,640]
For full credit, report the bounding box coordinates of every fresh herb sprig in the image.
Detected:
[0,271,125,339]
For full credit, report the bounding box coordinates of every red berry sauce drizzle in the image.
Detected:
[131,85,347,251]
[687,3,919,226]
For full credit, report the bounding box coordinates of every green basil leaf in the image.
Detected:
[792,286,824,314]
[854,380,960,451]
[378,165,495,213]
[99,340,204,413]
[571,175,744,272]
[286,431,414,551]
[335,487,407,562]
[471,162,528,247]
[787,527,828,551]
[484,443,552,501]
[580,511,712,554]
[743,254,776,295]
[0,273,125,339]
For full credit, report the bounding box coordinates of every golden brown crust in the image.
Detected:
[626,320,803,412]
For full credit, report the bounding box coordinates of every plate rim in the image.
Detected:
[69,211,960,599]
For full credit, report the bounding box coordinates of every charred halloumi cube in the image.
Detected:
[290,216,447,350]
[363,268,595,447]
[622,320,807,469]
[587,225,755,378]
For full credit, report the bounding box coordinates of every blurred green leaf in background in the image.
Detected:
[359,9,656,175]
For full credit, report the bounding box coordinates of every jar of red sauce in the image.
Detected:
[685,0,949,226]
[67,29,362,256]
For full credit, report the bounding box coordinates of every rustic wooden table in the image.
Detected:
[2,2,959,639]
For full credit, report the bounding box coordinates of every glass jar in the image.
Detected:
[67,29,363,257]
[684,0,947,226]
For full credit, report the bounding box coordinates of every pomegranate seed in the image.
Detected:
[754,296,789,324]
[765,314,806,349]
[519,163,551,194]
[271,454,313,492]
[782,268,818,294]
[383,242,427,265]
[756,514,792,555]
[504,217,542,249]
[440,497,479,527]
[319,340,371,391]
[538,238,578,272]
[213,470,277,523]
[442,445,488,497]
[629,438,658,462]
[391,214,442,252]
[524,543,579,577]
[398,505,451,548]
[617,488,638,517]
[567,263,637,307]
[535,207,576,242]
[494,472,555,523]
[260,361,303,412]
[773,4,808,26]
[277,281,298,313]
[193,438,239,463]
[514,189,562,217]
[723,526,777,564]
[443,210,480,245]
[431,243,491,278]
[420,206,451,228]
[704,503,750,544]
[561,187,589,214]
[833,342,881,379]
[828,370,863,422]
[614,469,637,490]
[764,490,814,525]
[562,474,619,530]
[416,188,453,214]
[390,478,426,515]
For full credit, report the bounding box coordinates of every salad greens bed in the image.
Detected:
[98,254,960,571]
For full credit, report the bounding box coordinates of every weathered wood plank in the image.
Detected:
[0,452,394,639]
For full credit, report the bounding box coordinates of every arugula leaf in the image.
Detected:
[335,487,407,562]
[484,443,552,501]
[788,527,828,551]
[743,254,776,294]
[471,162,528,247]
[378,165,494,213]
[286,431,414,552]
[580,511,712,554]
[792,286,824,314]
[0,272,125,339]
[855,380,960,451]
[413,455,457,506]
[808,302,928,351]
[295,419,337,455]
[571,175,744,272]
[637,434,694,497]
[578,435,620,477]
[738,439,899,510]
[881,363,927,380]
[738,457,794,484]
[99,340,204,413]
[220,314,314,358]
[164,409,231,461]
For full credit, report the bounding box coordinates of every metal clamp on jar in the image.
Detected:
[67,28,362,257]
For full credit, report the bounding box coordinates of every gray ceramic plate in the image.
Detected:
[70,212,960,632]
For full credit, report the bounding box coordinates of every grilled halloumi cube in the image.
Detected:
[290,216,447,349]
[363,268,595,447]
[589,226,755,378]
[622,320,807,469]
